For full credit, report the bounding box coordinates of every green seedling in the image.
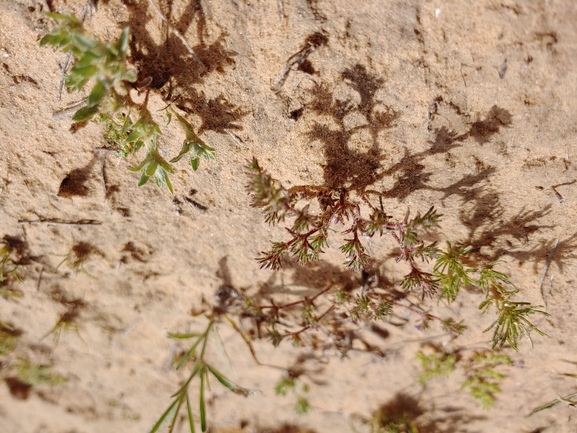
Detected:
[0,323,18,356]
[13,356,67,387]
[461,351,512,409]
[275,375,311,415]
[150,320,256,433]
[41,12,213,193]
[40,309,84,347]
[416,351,457,384]
[169,110,216,172]
[0,243,23,298]
[477,264,550,350]
[55,242,95,277]
[417,349,511,409]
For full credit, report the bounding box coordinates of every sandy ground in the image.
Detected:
[1,0,577,432]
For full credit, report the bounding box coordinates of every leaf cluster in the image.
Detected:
[478,264,549,350]
[275,375,311,415]
[461,351,512,409]
[416,351,457,384]
[246,161,548,351]
[417,349,511,409]
[41,13,214,193]
[12,356,67,387]
[244,285,334,348]
[435,244,550,350]
[40,12,136,121]
[246,158,440,278]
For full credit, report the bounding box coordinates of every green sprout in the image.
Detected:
[416,351,457,384]
[275,375,312,415]
[461,351,512,409]
[417,349,511,409]
[40,12,214,193]
[150,320,256,433]
[13,356,67,387]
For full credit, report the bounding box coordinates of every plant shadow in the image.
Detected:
[351,392,487,433]
[122,0,245,134]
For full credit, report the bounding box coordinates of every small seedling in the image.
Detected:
[55,242,96,277]
[417,348,511,409]
[275,375,311,415]
[416,351,457,384]
[41,12,214,193]
[0,323,18,356]
[150,319,256,433]
[40,309,84,347]
[527,392,577,417]
[461,351,512,408]
[0,243,23,298]
[12,356,67,387]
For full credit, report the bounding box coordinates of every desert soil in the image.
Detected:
[1,0,577,432]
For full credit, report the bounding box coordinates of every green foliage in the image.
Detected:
[13,356,67,387]
[0,243,23,298]
[150,320,255,433]
[433,242,473,303]
[476,264,550,350]
[275,376,311,415]
[170,111,216,171]
[40,12,136,120]
[417,349,511,409]
[0,323,18,356]
[41,13,213,193]
[246,160,549,351]
[461,351,512,409]
[416,352,457,384]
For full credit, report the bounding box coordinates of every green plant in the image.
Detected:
[416,351,457,384]
[40,12,214,193]
[0,323,18,356]
[150,319,255,433]
[12,356,67,387]
[40,309,84,346]
[55,242,95,277]
[461,351,512,408]
[0,243,23,298]
[275,375,311,415]
[246,159,549,351]
[527,392,577,417]
[417,349,511,409]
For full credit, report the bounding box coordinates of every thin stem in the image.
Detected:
[285,305,335,340]
[260,285,333,311]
